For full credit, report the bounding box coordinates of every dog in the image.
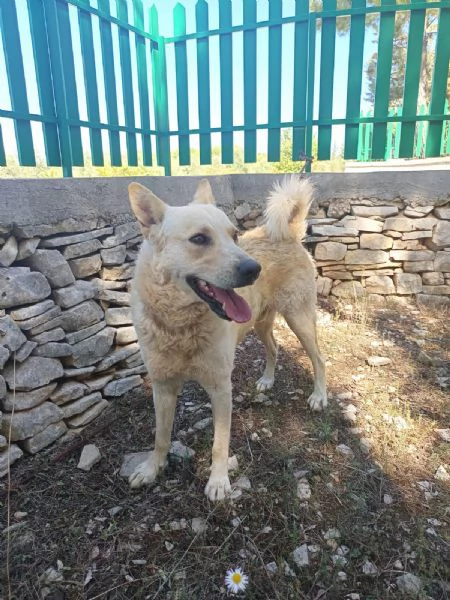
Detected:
[127,176,327,501]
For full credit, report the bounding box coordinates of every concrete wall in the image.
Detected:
[0,172,449,474]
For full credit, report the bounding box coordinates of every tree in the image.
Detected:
[365,9,441,108]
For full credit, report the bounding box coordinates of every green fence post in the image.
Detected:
[150,5,171,175]
[425,3,450,157]
[219,0,233,164]
[0,0,35,166]
[292,0,309,161]
[344,0,365,160]
[27,0,61,166]
[174,2,190,166]
[372,0,396,160]
[78,0,104,166]
[0,124,6,166]
[134,0,153,167]
[98,0,121,166]
[42,0,76,176]
[318,0,336,160]
[196,0,212,165]
[399,0,425,158]
[243,0,257,163]
[116,0,138,166]
[305,14,316,171]
[267,0,282,162]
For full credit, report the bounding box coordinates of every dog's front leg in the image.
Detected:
[129,379,179,489]
[202,378,232,501]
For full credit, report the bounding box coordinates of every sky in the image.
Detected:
[0,0,378,165]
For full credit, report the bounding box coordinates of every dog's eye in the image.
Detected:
[189,233,210,245]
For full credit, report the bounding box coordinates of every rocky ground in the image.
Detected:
[1,299,449,600]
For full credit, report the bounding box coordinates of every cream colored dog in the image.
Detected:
[127,176,326,501]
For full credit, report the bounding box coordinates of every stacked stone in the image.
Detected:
[304,202,450,306]
[0,221,145,476]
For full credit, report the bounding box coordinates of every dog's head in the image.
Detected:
[128,180,261,323]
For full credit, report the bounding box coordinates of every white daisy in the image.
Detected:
[224,567,249,594]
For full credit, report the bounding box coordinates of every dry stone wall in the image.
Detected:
[0,220,145,476]
[232,192,450,308]
[0,173,449,476]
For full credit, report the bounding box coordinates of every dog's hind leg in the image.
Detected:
[254,309,278,391]
[282,307,327,411]
[129,379,180,489]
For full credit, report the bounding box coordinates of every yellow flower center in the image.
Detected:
[232,573,242,584]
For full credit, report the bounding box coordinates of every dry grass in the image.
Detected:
[1,301,449,600]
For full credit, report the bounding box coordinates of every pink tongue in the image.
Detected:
[210,286,252,323]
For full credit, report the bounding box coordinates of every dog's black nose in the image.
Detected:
[237,258,261,283]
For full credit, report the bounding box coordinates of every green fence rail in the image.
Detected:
[0,0,449,176]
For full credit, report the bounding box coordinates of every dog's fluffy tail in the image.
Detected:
[264,176,313,242]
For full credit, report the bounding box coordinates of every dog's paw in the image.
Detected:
[129,456,160,489]
[307,391,328,411]
[205,474,231,501]
[256,375,274,392]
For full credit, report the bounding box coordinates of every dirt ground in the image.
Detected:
[1,298,449,600]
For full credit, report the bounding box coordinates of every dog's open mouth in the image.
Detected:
[186,276,252,323]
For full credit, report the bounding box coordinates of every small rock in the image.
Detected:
[265,561,278,575]
[393,560,403,570]
[324,527,341,541]
[119,452,150,478]
[367,356,391,367]
[193,417,212,431]
[362,560,378,575]
[434,465,450,482]
[337,571,347,581]
[77,444,101,471]
[154,523,161,532]
[228,455,239,472]
[233,476,251,490]
[108,506,123,517]
[297,479,312,500]
[253,392,269,403]
[341,404,358,423]
[230,488,243,500]
[332,553,348,567]
[383,494,393,505]
[292,543,309,567]
[170,440,195,460]
[418,350,444,367]
[395,573,422,596]
[435,429,450,442]
[359,438,372,454]
[39,564,64,585]
[261,526,272,534]
[14,511,28,520]
[336,444,354,457]
[336,391,353,401]
[165,541,174,551]
[393,416,409,430]
[191,517,208,534]
[169,520,184,531]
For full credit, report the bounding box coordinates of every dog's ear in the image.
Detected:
[128,183,166,229]
[192,178,215,205]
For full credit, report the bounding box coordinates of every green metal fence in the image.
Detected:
[0,0,449,176]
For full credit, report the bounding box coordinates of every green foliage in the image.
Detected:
[0,131,345,179]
